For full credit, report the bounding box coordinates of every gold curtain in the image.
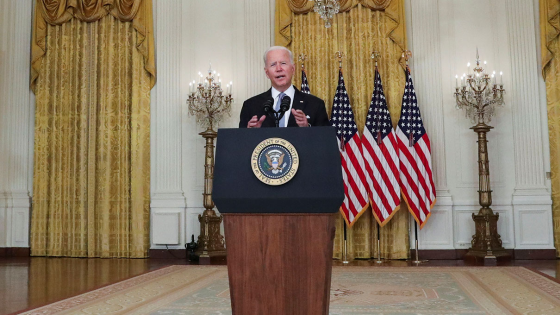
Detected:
[30,0,153,258]
[277,0,410,259]
[541,0,560,257]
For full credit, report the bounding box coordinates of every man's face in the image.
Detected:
[264,49,295,92]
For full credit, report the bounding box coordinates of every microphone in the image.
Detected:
[279,95,291,112]
[263,99,274,113]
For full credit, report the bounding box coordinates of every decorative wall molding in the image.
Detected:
[505,0,549,193]
[505,0,554,250]
[0,0,33,248]
[150,0,187,249]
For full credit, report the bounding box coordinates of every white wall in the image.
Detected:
[150,0,274,249]
[407,0,554,251]
[0,0,33,248]
[0,0,554,253]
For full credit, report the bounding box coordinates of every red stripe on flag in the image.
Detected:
[397,138,433,206]
[341,153,367,213]
[399,163,426,223]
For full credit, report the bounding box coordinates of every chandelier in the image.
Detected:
[187,64,233,131]
[186,64,233,259]
[453,50,509,264]
[313,0,340,28]
[454,50,505,124]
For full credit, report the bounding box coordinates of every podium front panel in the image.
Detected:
[213,126,344,214]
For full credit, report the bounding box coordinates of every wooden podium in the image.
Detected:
[213,127,344,315]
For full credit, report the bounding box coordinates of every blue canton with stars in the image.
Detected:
[330,70,359,144]
[366,68,392,143]
[397,69,426,144]
[301,70,310,94]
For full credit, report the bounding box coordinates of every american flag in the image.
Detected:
[396,69,436,228]
[362,68,401,226]
[301,69,310,94]
[330,69,369,227]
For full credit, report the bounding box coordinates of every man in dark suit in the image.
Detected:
[239,46,330,128]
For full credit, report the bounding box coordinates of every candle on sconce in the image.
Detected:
[491,74,495,85]
[467,62,471,74]
[499,71,503,85]
[455,75,458,88]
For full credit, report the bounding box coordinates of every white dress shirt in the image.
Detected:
[271,85,295,127]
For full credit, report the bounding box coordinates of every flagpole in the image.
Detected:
[342,223,349,264]
[375,222,383,264]
[411,220,427,265]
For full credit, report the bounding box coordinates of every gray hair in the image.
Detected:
[263,46,294,67]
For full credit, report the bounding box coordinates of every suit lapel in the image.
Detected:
[288,87,306,127]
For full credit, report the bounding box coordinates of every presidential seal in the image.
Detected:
[251,138,299,186]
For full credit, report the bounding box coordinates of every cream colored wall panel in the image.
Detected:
[516,208,554,248]
[417,209,453,248]
[13,208,29,245]
[152,212,182,245]
[453,210,475,248]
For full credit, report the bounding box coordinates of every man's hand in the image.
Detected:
[247,115,266,128]
[291,109,309,127]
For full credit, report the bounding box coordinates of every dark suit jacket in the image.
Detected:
[239,86,330,128]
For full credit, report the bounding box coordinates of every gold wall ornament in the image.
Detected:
[187,64,233,259]
[454,50,510,264]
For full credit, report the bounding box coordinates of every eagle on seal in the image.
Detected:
[265,149,285,174]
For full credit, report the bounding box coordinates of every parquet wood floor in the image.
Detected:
[0,256,557,315]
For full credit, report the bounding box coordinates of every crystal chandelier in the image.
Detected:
[187,64,233,131]
[313,0,340,28]
[454,49,505,124]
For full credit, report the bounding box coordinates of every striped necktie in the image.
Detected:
[275,92,287,127]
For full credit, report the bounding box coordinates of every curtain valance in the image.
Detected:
[541,0,560,78]
[31,0,156,91]
[275,0,403,48]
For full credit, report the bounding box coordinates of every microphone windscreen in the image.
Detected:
[263,99,273,112]
[280,95,291,112]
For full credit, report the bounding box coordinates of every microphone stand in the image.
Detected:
[274,109,288,128]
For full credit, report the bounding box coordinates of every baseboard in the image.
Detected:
[0,247,30,257]
[149,249,188,259]
[513,249,557,260]
[411,249,556,260]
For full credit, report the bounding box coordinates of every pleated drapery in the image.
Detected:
[276,0,410,260]
[30,0,153,258]
[540,0,560,257]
